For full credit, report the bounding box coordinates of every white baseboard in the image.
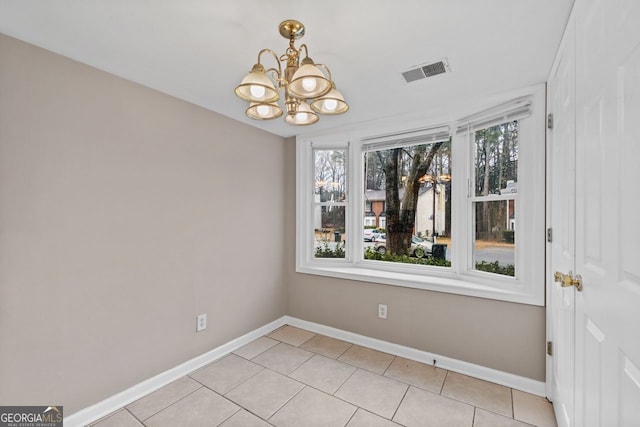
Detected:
[66,315,545,426]
[64,317,287,427]
[283,316,546,397]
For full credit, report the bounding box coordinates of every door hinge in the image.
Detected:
[547,113,554,129]
[547,228,552,243]
[547,341,553,356]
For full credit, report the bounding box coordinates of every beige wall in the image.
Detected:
[0,34,287,412]
[284,139,546,382]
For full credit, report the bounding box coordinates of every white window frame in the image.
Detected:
[296,85,546,306]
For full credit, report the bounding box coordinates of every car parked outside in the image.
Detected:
[374,234,433,258]
[363,228,383,242]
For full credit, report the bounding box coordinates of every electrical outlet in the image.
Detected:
[378,304,387,319]
[196,314,207,332]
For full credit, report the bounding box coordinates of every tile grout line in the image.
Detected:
[342,407,359,427]
[212,406,242,427]
[389,382,411,422]
[232,335,280,361]
[209,366,265,400]
[223,402,273,426]
[331,366,361,397]
[511,387,515,419]
[301,341,354,360]
[381,355,397,377]
[265,383,307,423]
[296,333,317,349]
[334,342,354,359]
[440,369,449,395]
[124,409,143,427]
[135,385,204,424]
[127,407,145,426]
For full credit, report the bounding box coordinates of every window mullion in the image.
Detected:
[349,141,362,264]
[451,132,469,276]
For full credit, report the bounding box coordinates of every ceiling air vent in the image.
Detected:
[401,58,450,83]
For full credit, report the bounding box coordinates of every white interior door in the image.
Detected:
[547,11,576,427]
[573,0,640,425]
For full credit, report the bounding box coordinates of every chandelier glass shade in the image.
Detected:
[234,20,348,126]
[310,82,349,115]
[246,101,283,120]
[234,64,279,103]
[284,100,319,126]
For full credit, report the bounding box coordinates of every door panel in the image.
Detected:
[574,0,640,425]
[547,12,576,427]
[581,96,604,268]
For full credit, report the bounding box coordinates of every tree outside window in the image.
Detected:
[363,139,452,265]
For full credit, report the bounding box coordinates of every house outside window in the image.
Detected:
[364,190,386,229]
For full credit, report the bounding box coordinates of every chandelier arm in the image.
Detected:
[314,63,333,81]
[257,49,282,76]
[265,68,282,87]
[298,43,310,59]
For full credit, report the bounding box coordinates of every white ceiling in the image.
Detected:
[0,1,574,138]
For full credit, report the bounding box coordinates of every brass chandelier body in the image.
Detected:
[234,20,348,126]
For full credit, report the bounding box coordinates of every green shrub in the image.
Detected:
[475,260,515,276]
[364,247,451,267]
[315,241,346,258]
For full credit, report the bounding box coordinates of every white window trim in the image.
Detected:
[296,85,546,306]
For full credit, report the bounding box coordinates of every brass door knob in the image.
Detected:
[553,270,583,291]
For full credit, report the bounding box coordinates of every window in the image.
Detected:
[363,215,376,227]
[363,138,452,266]
[313,148,347,259]
[297,87,545,305]
[471,121,518,277]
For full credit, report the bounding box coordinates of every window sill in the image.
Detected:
[295,263,544,306]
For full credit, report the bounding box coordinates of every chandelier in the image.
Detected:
[234,20,349,126]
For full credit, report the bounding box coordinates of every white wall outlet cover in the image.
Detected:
[378,304,387,319]
[197,314,207,332]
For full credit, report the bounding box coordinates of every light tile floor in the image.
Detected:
[91,325,557,427]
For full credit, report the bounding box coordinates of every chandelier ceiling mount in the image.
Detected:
[278,19,305,40]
